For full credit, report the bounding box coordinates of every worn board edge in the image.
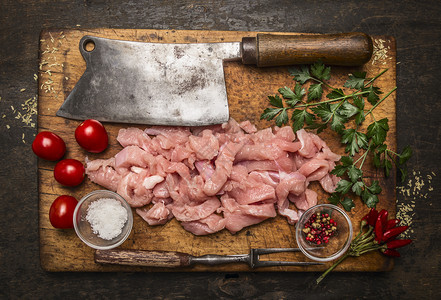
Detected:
[37,28,397,272]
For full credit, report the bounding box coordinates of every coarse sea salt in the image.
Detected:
[86,198,128,240]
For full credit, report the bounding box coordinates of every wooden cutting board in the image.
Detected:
[38,29,397,272]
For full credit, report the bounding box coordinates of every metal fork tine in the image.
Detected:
[253,248,301,255]
[254,261,323,267]
[250,248,324,268]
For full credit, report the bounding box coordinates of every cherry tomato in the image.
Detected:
[54,159,85,187]
[49,195,78,228]
[32,131,66,161]
[75,119,108,153]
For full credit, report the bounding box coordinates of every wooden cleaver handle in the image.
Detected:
[95,249,191,268]
[241,32,373,67]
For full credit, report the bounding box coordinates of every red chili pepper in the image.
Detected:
[386,219,400,230]
[374,209,388,242]
[380,209,388,228]
[367,208,379,227]
[383,226,409,242]
[382,248,401,257]
[387,239,412,249]
[361,210,371,228]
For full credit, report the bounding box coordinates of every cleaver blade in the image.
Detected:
[57,33,373,126]
[57,35,240,126]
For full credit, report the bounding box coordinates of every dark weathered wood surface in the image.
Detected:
[1,0,441,298]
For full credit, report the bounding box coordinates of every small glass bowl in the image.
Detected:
[73,190,133,250]
[296,204,353,262]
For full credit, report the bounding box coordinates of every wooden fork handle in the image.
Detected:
[95,249,191,268]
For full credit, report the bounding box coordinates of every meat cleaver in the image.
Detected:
[57,32,373,126]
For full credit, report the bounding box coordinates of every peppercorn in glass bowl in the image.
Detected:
[73,190,133,250]
[296,204,353,262]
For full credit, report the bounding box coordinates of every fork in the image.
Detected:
[95,247,323,268]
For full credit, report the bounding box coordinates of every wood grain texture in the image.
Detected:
[251,32,373,66]
[38,29,397,272]
[95,249,191,267]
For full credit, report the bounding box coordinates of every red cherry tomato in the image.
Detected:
[32,131,66,161]
[49,195,78,228]
[75,119,108,153]
[54,159,85,187]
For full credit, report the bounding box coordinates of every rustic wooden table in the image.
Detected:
[1,1,440,298]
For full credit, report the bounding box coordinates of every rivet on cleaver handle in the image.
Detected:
[57,33,373,126]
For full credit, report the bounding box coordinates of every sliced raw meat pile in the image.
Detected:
[85,119,341,235]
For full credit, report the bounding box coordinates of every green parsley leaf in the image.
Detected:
[278,86,296,100]
[311,103,346,132]
[260,107,283,121]
[384,158,392,177]
[289,65,311,84]
[341,197,355,211]
[306,122,327,134]
[355,112,365,126]
[352,181,364,196]
[267,94,284,108]
[361,190,379,208]
[341,129,369,155]
[340,156,354,166]
[335,179,353,195]
[308,83,323,101]
[330,164,348,177]
[348,165,363,182]
[356,132,369,148]
[312,103,332,122]
[353,96,365,125]
[344,71,366,89]
[311,61,331,81]
[362,85,382,105]
[399,166,408,183]
[291,109,314,132]
[338,101,359,118]
[328,193,341,205]
[367,118,389,146]
[330,111,346,133]
[281,84,306,107]
[373,151,382,168]
[326,88,345,100]
[275,108,289,127]
[306,123,328,134]
[367,180,382,194]
[353,95,365,109]
[399,145,412,165]
[375,144,387,153]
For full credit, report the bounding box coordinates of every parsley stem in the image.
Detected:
[311,77,336,91]
[355,141,372,168]
[296,91,369,108]
[364,68,389,88]
[386,149,400,167]
[365,86,397,117]
[386,148,400,157]
[316,252,349,284]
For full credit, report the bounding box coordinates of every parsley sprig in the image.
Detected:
[260,62,412,211]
